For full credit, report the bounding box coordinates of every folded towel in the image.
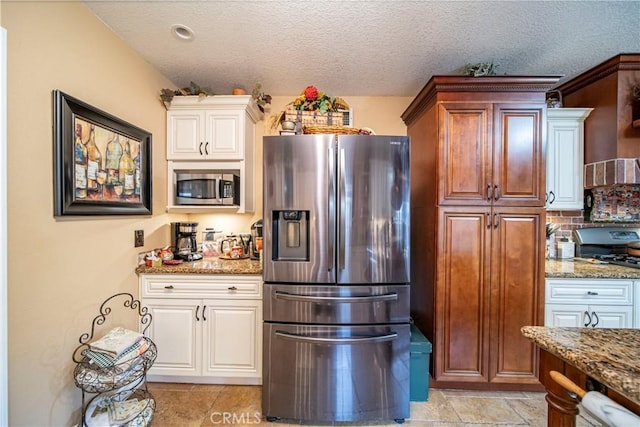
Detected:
[89,327,143,359]
[85,339,148,369]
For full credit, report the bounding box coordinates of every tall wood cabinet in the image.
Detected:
[402,76,559,390]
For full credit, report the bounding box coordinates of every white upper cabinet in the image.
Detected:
[546,108,593,210]
[165,95,263,213]
[166,95,262,161]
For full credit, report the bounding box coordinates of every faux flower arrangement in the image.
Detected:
[292,85,349,113]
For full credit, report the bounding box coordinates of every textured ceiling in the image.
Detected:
[83,0,640,97]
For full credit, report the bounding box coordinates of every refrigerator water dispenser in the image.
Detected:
[271,210,309,261]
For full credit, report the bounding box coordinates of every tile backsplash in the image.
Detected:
[589,184,640,222]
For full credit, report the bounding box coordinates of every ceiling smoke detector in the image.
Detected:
[171,24,194,41]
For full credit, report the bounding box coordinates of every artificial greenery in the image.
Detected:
[462,62,498,77]
[160,81,214,104]
[252,83,272,113]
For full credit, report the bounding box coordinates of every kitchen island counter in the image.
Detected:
[546,258,640,279]
[135,257,262,275]
[522,326,640,404]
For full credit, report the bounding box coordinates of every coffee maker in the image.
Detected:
[250,220,263,260]
[171,222,203,261]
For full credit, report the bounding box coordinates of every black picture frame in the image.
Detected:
[53,90,152,216]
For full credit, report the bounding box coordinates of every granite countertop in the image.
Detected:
[136,257,263,275]
[521,326,640,404]
[546,259,640,279]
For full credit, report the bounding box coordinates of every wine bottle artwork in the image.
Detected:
[74,123,88,200]
[55,91,151,215]
[119,139,135,197]
[85,125,102,195]
[105,134,123,185]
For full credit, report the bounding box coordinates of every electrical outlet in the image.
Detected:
[134,230,144,247]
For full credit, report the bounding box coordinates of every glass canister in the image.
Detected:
[202,229,224,257]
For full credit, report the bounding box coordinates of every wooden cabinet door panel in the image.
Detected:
[489,207,544,384]
[202,300,261,378]
[493,105,545,207]
[205,110,243,159]
[438,103,492,206]
[167,111,205,160]
[436,208,491,382]
[145,299,201,376]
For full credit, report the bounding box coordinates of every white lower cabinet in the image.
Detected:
[545,279,634,328]
[140,274,262,384]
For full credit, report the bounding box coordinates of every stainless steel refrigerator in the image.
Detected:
[262,134,410,423]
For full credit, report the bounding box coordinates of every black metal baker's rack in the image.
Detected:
[72,293,157,427]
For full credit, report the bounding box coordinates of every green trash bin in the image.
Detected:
[410,323,432,401]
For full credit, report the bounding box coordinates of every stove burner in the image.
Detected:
[590,253,640,269]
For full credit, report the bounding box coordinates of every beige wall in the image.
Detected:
[2,2,174,425]
[2,3,413,425]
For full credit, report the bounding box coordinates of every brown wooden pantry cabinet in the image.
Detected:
[402,76,560,391]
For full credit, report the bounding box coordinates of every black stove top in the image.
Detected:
[591,254,640,269]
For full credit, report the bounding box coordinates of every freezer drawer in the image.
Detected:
[262,323,410,422]
[263,284,409,324]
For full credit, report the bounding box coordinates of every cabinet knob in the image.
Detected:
[228,286,238,291]
[587,291,599,295]
[164,285,174,289]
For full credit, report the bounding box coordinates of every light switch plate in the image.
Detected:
[134,230,144,247]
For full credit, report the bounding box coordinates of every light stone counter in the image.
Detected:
[135,257,262,275]
[521,326,640,404]
[546,258,640,279]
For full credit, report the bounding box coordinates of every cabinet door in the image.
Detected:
[545,304,587,327]
[167,111,206,160]
[588,305,633,328]
[435,207,491,382]
[546,118,584,209]
[489,207,544,384]
[493,105,546,207]
[145,299,202,376]
[204,110,244,159]
[201,299,262,380]
[437,103,492,206]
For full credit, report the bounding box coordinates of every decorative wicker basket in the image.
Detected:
[285,108,344,127]
[303,125,360,135]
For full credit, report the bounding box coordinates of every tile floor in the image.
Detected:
[146,383,605,426]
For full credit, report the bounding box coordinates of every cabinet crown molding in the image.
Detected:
[167,95,264,122]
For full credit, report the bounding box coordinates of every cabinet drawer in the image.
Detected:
[141,274,262,299]
[545,279,633,305]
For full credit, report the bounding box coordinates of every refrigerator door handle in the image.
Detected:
[328,145,336,274]
[274,290,398,303]
[337,147,346,272]
[275,330,398,344]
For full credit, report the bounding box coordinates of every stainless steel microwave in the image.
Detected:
[174,170,240,206]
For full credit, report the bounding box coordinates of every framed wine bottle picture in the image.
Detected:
[52,90,152,216]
